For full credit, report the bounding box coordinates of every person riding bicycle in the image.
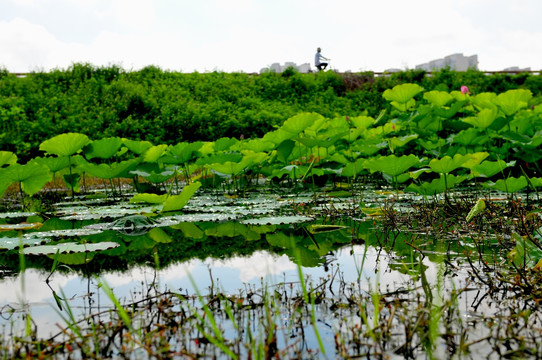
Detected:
[314,47,330,71]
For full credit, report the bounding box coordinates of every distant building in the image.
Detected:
[503,66,531,72]
[260,62,311,73]
[415,53,478,71]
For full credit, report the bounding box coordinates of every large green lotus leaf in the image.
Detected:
[496,89,532,116]
[429,154,476,174]
[143,144,169,163]
[170,222,205,239]
[83,137,124,160]
[161,181,201,212]
[130,162,175,183]
[530,177,542,188]
[471,92,497,110]
[423,90,453,107]
[240,138,275,153]
[148,227,172,243]
[266,232,294,248]
[130,193,168,204]
[0,151,17,167]
[262,128,295,145]
[195,152,243,166]
[365,154,420,177]
[483,176,528,193]
[388,134,418,150]
[214,137,239,152]
[383,83,424,104]
[285,246,323,267]
[340,159,367,177]
[5,163,52,196]
[30,156,70,173]
[275,139,296,163]
[282,113,324,135]
[463,108,497,129]
[123,138,154,154]
[63,173,81,192]
[0,172,11,197]
[434,100,467,119]
[39,133,90,157]
[204,222,248,238]
[471,160,511,178]
[81,158,139,179]
[349,115,374,130]
[405,174,467,195]
[451,128,489,146]
[208,151,267,175]
[162,141,203,164]
[460,152,489,169]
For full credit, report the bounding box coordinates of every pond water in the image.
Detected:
[0,188,540,358]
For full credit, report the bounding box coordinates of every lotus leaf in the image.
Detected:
[364,154,420,177]
[472,92,498,111]
[23,241,120,255]
[483,176,528,193]
[83,137,124,160]
[161,181,201,212]
[122,138,154,154]
[30,156,70,173]
[0,236,51,250]
[466,198,486,222]
[4,163,52,196]
[82,158,140,179]
[214,137,239,152]
[143,144,169,163]
[423,90,453,107]
[463,108,498,129]
[405,174,467,195]
[241,215,314,226]
[240,138,275,153]
[348,115,374,130]
[39,133,90,157]
[163,141,204,164]
[496,89,532,116]
[471,160,511,178]
[130,193,168,204]
[429,154,472,174]
[451,128,489,146]
[204,222,250,238]
[275,139,296,163]
[509,232,542,269]
[0,151,17,167]
[282,113,324,135]
[388,134,418,151]
[383,83,424,104]
[148,227,172,243]
[171,222,205,239]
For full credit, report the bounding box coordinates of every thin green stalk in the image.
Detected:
[291,239,326,355]
[98,279,134,333]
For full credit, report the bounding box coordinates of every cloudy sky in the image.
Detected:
[1,0,541,73]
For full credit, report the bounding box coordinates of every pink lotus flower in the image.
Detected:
[460,85,471,95]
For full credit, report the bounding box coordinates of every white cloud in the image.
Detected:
[1,0,541,72]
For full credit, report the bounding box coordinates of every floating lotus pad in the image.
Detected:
[23,228,104,239]
[22,241,120,256]
[240,215,315,225]
[0,223,42,231]
[0,236,52,250]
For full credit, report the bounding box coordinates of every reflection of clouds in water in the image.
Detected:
[206,251,297,283]
[0,269,76,304]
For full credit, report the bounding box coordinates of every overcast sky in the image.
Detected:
[1,0,541,73]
